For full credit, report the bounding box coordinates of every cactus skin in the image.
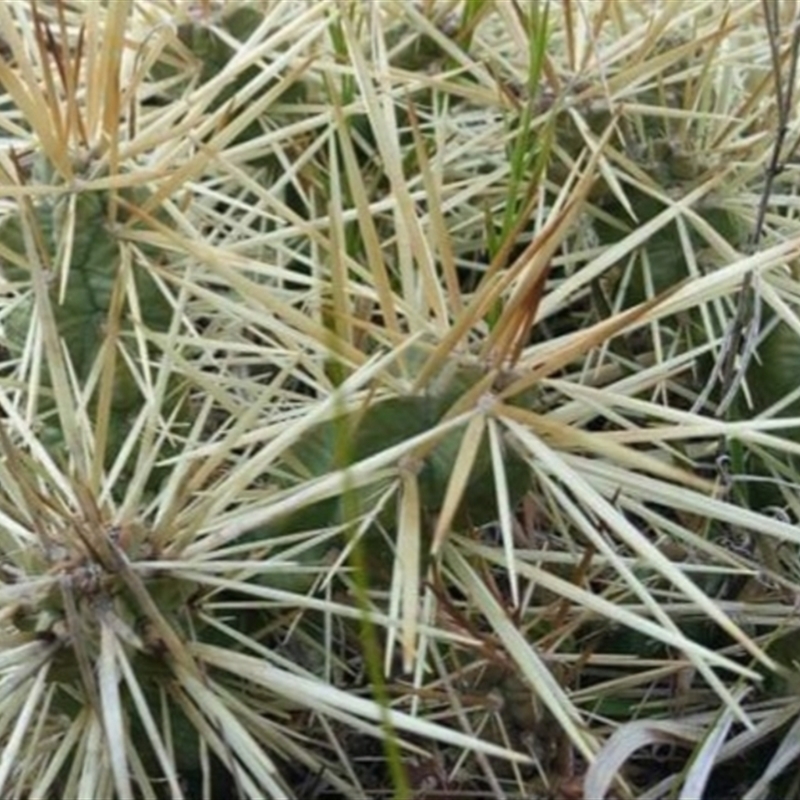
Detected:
[215,354,537,594]
[0,174,183,471]
[245,366,533,588]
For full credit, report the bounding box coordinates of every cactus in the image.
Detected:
[1,2,800,798]
[275,368,533,530]
[0,162,189,491]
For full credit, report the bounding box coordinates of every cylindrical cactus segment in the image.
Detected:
[0,164,180,464]
[272,361,534,538]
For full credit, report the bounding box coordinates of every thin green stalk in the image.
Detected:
[330,388,411,799]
